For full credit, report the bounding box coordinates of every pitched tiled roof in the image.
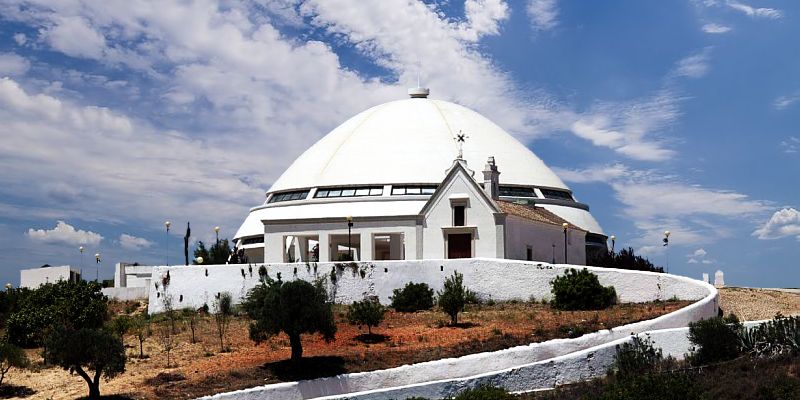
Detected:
[497,200,587,231]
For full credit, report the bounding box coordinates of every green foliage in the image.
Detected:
[587,247,664,273]
[213,292,234,352]
[107,315,133,338]
[591,373,702,400]
[390,282,434,312]
[347,299,386,335]
[739,313,800,358]
[129,314,151,359]
[613,334,675,379]
[550,268,617,311]
[193,239,233,265]
[7,280,108,347]
[242,278,336,361]
[687,314,743,366]
[438,271,469,325]
[0,341,28,386]
[44,328,126,399]
[449,385,513,400]
[0,288,28,328]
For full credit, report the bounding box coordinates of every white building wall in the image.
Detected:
[20,265,79,289]
[505,216,586,264]
[421,174,501,259]
[264,219,417,263]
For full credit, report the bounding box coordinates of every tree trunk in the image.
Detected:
[450,312,458,326]
[74,366,101,399]
[139,337,145,358]
[289,333,303,361]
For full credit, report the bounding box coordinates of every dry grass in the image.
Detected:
[6,300,689,399]
[719,287,800,321]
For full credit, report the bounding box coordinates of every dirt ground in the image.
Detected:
[719,287,800,320]
[5,300,689,400]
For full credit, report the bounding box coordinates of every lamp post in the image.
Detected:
[346,216,354,261]
[165,221,171,267]
[79,246,85,270]
[562,223,569,264]
[610,235,616,253]
[663,230,670,273]
[5,283,11,293]
[214,226,220,245]
[94,253,101,282]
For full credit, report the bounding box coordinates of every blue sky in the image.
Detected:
[0,0,797,287]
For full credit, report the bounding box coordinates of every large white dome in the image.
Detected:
[269,96,568,192]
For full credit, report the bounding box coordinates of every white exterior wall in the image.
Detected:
[188,259,718,400]
[421,173,503,259]
[504,215,586,264]
[20,265,78,288]
[264,219,417,263]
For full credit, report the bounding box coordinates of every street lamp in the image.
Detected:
[165,221,171,267]
[214,226,220,244]
[562,222,569,264]
[663,230,671,273]
[5,283,11,292]
[195,256,204,264]
[610,235,616,253]
[79,246,85,269]
[346,216,354,261]
[94,253,101,282]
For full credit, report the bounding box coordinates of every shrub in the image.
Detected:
[129,314,151,359]
[242,278,336,362]
[550,268,616,311]
[438,271,469,325]
[107,315,133,338]
[7,280,108,347]
[452,385,513,400]
[613,334,674,379]
[687,314,742,366]
[347,299,386,335]
[390,282,434,312]
[739,313,800,358]
[213,292,234,352]
[587,247,664,273]
[0,341,28,386]
[44,327,126,399]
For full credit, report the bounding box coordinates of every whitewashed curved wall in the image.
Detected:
[146,259,718,400]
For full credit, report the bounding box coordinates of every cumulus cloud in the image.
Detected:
[27,220,103,246]
[553,164,629,184]
[119,233,153,250]
[753,208,800,240]
[0,53,30,76]
[727,1,782,19]
[43,16,108,59]
[780,137,799,154]
[774,93,800,110]
[687,248,715,264]
[702,23,731,34]
[527,0,559,32]
[458,0,510,42]
[13,33,27,45]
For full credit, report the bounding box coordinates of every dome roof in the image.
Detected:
[269,95,568,193]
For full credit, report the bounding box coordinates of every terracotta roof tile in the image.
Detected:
[497,200,586,231]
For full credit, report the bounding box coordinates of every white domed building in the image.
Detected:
[234,88,606,265]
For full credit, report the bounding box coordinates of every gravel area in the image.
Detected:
[719,287,800,321]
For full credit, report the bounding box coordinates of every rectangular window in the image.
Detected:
[526,246,533,261]
[499,186,536,198]
[392,187,405,195]
[355,188,370,196]
[369,187,383,196]
[390,185,437,195]
[268,190,309,203]
[453,205,466,226]
[540,188,574,201]
[341,189,356,197]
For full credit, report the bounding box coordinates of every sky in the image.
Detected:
[0,0,798,287]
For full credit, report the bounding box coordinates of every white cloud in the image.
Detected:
[553,163,629,184]
[673,49,711,79]
[27,220,103,246]
[43,16,108,59]
[458,0,510,42]
[702,23,732,33]
[753,208,800,240]
[686,248,716,265]
[13,33,27,45]
[527,0,559,32]
[0,53,29,76]
[774,93,800,110]
[780,136,799,154]
[727,1,782,19]
[119,233,153,250]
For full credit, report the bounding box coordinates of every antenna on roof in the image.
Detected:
[408,61,429,98]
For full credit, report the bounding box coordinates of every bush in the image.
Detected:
[550,268,616,311]
[438,271,469,325]
[687,315,742,366]
[347,299,386,335]
[213,292,234,352]
[391,282,434,312]
[739,313,800,358]
[587,247,664,273]
[7,280,108,347]
[0,341,28,386]
[613,334,675,379]
[450,385,513,400]
[242,278,336,362]
[44,327,126,399]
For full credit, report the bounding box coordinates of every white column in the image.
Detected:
[360,232,372,261]
[319,234,330,262]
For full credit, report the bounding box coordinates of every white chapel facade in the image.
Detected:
[234,88,606,264]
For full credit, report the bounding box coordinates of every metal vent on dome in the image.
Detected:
[408,87,430,98]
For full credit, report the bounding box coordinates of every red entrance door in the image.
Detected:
[447,233,472,259]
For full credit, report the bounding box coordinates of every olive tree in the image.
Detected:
[213,292,234,352]
[44,328,125,399]
[0,341,28,386]
[347,299,386,335]
[242,278,335,362]
[438,271,469,325]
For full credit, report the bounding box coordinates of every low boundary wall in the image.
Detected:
[143,259,718,400]
[102,287,148,301]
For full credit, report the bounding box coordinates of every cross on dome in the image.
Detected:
[455,130,469,159]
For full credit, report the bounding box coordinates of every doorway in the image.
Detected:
[447,233,472,259]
